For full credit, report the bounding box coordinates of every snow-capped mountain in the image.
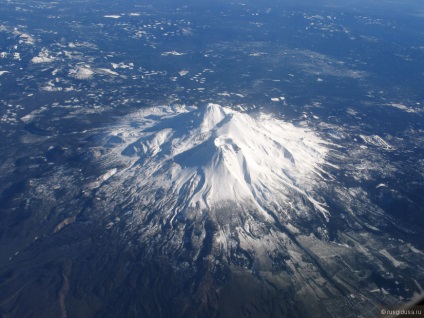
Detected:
[3,101,422,318]
[81,103,424,318]
[99,103,332,223]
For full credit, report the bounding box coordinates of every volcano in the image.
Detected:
[100,103,332,223]
[75,103,423,318]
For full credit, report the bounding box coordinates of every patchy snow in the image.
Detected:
[111,62,134,70]
[380,249,405,268]
[178,70,189,76]
[385,102,420,113]
[19,33,35,45]
[408,244,424,255]
[87,169,118,190]
[68,66,94,80]
[20,114,35,123]
[161,51,186,56]
[97,68,119,76]
[101,168,118,181]
[31,48,55,64]
[360,134,393,150]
